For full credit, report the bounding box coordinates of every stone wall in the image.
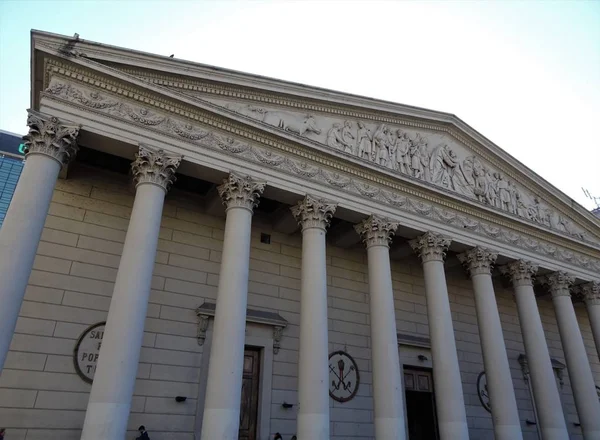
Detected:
[0,164,597,440]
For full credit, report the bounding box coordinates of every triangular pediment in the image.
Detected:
[31,31,600,251]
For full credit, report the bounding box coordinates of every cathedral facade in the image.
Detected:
[0,31,599,440]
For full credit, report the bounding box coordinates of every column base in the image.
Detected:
[297,412,329,440]
[200,408,241,440]
[437,421,470,440]
[494,424,523,440]
[374,416,406,440]
[81,402,130,440]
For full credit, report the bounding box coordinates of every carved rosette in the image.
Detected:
[131,145,182,191]
[581,282,600,306]
[23,109,80,166]
[541,271,575,298]
[409,232,452,263]
[290,195,337,231]
[217,173,265,211]
[457,247,498,276]
[500,260,538,287]
[354,215,399,248]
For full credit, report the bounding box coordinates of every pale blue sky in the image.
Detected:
[1,0,598,209]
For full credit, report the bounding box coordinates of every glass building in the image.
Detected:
[0,130,25,227]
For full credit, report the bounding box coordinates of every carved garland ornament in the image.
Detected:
[354,215,400,248]
[290,195,337,231]
[131,145,182,191]
[42,79,600,273]
[24,109,80,166]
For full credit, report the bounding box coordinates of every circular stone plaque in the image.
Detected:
[73,322,105,383]
[329,350,360,403]
[477,371,492,413]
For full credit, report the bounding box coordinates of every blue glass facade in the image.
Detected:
[0,155,24,226]
[0,130,25,227]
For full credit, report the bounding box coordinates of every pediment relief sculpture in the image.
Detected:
[200,98,591,243]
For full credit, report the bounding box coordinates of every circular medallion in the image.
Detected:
[73,322,105,383]
[477,371,491,413]
[329,350,360,402]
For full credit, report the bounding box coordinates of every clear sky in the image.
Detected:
[1,0,599,210]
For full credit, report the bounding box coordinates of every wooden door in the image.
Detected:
[404,368,433,393]
[404,368,439,440]
[239,348,260,440]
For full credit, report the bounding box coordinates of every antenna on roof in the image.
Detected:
[582,187,600,209]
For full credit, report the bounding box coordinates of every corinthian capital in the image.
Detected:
[354,215,399,248]
[541,271,575,298]
[499,260,538,287]
[290,195,337,231]
[581,281,600,306]
[132,145,182,191]
[23,109,80,166]
[457,247,498,276]
[409,231,451,263]
[217,172,265,211]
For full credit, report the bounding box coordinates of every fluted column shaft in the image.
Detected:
[0,110,79,372]
[502,261,568,440]
[545,273,600,439]
[81,147,181,440]
[582,282,600,360]
[200,174,265,440]
[410,232,469,440]
[458,248,522,440]
[355,216,406,440]
[292,195,337,440]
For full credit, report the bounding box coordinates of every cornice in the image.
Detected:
[38,61,600,274]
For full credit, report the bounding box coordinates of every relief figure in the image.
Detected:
[372,124,389,165]
[262,110,321,137]
[393,130,411,174]
[327,123,347,150]
[356,121,373,160]
[341,121,356,154]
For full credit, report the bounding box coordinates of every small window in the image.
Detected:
[260,233,271,244]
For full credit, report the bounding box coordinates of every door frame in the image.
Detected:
[195,321,274,439]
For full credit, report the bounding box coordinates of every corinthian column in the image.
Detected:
[410,232,469,440]
[457,248,522,440]
[200,173,265,440]
[581,281,600,359]
[81,146,181,440]
[0,110,79,371]
[355,215,406,440]
[500,261,568,440]
[543,272,600,439]
[291,195,337,440]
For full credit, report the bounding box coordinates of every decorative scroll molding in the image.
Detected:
[581,282,600,306]
[500,260,538,287]
[457,247,498,277]
[409,232,451,263]
[541,271,575,298]
[217,172,265,211]
[131,145,181,191]
[290,194,337,231]
[41,78,600,274]
[195,302,287,352]
[24,109,80,166]
[354,215,399,248]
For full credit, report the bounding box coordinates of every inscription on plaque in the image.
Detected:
[73,322,105,383]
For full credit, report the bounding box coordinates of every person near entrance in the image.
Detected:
[136,425,150,440]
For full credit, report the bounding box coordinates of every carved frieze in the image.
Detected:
[204,98,590,243]
[41,77,600,273]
